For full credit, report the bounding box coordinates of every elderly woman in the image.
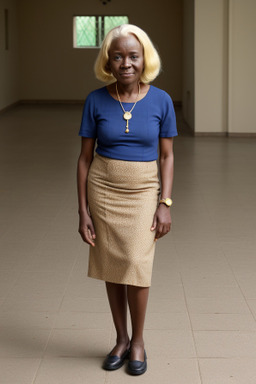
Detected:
[77,24,177,375]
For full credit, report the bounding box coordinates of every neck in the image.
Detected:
[116,82,140,98]
[116,82,140,103]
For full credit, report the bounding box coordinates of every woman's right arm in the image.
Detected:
[77,137,96,246]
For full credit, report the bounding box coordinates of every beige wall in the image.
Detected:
[182,0,194,131]
[0,0,19,111]
[17,0,183,102]
[194,0,228,134]
[192,0,256,134]
[228,0,256,134]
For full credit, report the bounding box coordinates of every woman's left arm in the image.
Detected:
[151,137,174,241]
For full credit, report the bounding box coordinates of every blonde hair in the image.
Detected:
[94,24,161,84]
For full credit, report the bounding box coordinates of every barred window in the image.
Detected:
[73,16,129,48]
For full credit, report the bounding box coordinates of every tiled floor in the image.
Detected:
[0,105,256,383]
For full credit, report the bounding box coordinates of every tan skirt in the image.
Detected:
[87,154,160,287]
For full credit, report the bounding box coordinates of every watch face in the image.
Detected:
[165,198,172,206]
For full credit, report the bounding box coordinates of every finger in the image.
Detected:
[158,223,170,238]
[86,228,96,247]
[161,225,169,236]
[150,215,157,231]
[79,227,95,247]
[155,223,163,240]
[88,224,96,240]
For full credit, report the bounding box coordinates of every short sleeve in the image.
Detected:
[159,92,178,138]
[79,92,97,138]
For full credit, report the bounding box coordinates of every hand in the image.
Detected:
[78,211,96,246]
[150,204,172,241]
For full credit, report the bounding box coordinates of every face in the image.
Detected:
[107,34,144,85]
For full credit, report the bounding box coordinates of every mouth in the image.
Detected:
[119,72,134,77]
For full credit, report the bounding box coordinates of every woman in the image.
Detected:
[77,24,177,375]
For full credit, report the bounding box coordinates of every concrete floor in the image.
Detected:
[0,105,256,383]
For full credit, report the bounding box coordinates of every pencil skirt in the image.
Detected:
[87,154,160,287]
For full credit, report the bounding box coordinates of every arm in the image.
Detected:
[151,137,174,241]
[77,137,96,246]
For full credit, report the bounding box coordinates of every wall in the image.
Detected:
[17,0,183,102]
[0,0,19,112]
[182,0,194,131]
[194,0,228,134]
[228,0,256,134]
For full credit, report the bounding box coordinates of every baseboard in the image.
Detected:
[194,132,228,137]
[228,132,256,137]
[0,101,19,115]
[19,99,85,105]
[194,131,256,137]
[3,99,182,108]
[19,99,183,107]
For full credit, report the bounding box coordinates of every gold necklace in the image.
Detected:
[116,82,140,133]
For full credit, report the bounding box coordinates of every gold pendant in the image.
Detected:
[123,111,132,120]
[123,112,132,133]
[125,119,129,133]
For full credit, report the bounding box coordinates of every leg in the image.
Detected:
[127,285,149,361]
[105,282,130,356]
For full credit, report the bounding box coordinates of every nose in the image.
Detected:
[121,57,131,68]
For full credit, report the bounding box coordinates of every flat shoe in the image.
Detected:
[128,350,147,375]
[103,348,130,371]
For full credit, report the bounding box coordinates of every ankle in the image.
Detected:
[130,340,145,361]
[131,339,144,347]
[116,336,130,346]
[110,337,130,357]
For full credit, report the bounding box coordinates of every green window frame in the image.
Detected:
[73,15,129,48]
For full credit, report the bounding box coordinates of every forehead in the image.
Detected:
[109,34,143,52]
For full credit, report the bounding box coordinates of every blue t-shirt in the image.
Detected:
[79,85,177,161]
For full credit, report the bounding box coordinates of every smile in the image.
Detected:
[120,73,134,76]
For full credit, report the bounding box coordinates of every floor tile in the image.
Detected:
[199,358,256,384]
[44,329,110,358]
[194,331,256,358]
[144,330,196,358]
[0,311,56,329]
[0,328,51,357]
[186,298,251,314]
[34,357,106,384]
[7,270,70,298]
[53,312,112,330]
[105,358,201,384]
[147,298,187,313]
[150,284,185,300]
[181,270,237,287]
[1,296,63,312]
[64,280,107,298]
[247,300,256,316]
[0,358,41,384]
[184,285,244,299]
[145,312,191,330]
[59,296,110,313]
[190,313,256,331]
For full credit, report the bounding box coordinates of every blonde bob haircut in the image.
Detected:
[94,24,161,84]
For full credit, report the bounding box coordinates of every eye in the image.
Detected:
[113,54,122,61]
[131,55,138,60]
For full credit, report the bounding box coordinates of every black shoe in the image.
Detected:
[128,350,147,375]
[103,348,130,371]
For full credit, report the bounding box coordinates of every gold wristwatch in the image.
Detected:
[159,198,173,207]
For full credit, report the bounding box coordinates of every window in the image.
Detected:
[73,16,129,48]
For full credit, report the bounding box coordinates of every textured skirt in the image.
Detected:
[87,154,160,287]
